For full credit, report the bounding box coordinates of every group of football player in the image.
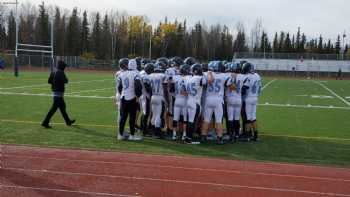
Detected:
[115,56,262,145]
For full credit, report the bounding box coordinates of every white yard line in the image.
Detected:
[66,87,115,95]
[0,91,114,99]
[0,79,112,90]
[0,185,139,197]
[1,91,349,110]
[313,81,350,106]
[261,79,277,91]
[3,167,350,197]
[259,103,350,110]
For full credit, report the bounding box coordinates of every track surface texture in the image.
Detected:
[1,145,349,197]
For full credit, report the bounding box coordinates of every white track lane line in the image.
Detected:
[2,167,350,197]
[4,154,349,182]
[0,79,112,90]
[313,81,350,106]
[261,79,277,91]
[0,185,139,197]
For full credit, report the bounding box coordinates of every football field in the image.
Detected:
[0,70,350,167]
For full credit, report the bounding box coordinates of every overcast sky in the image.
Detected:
[20,0,350,43]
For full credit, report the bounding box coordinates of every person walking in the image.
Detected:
[42,61,75,128]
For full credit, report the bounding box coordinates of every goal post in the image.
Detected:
[9,0,55,77]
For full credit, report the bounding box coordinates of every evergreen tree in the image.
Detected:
[272,32,278,53]
[35,2,50,45]
[283,33,292,52]
[102,14,111,59]
[301,33,306,53]
[7,11,16,50]
[317,35,323,53]
[80,10,90,54]
[92,12,103,59]
[278,31,285,52]
[296,27,301,52]
[66,8,81,56]
[335,35,341,54]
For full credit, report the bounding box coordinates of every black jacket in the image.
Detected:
[48,63,68,92]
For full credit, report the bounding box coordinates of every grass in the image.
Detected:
[1,70,350,167]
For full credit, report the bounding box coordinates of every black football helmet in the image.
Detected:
[180,64,191,75]
[191,63,203,76]
[157,57,169,67]
[184,57,197,66]
[242,62,254,74]
[170,56,183,67]
[144,63,155,75]
[119,58,129,70]
[154,62,166,73]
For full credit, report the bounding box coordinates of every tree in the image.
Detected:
[335,35,341,54]
[102,14,111,59]
[35,2,50,45]
[91,12,103,59]
[283,33,292,52]
[80,10,90,54]
[278,31,285,52]
[272,32,278,53]
[66,8,81,56]
[296,27,301,52]
[7,11,16,50]
[317,35,323,53]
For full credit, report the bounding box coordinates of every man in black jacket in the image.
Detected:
[41,61,75,128]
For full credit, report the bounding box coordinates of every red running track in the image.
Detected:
[0,145,349,197]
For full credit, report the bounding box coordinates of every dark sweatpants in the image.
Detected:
[43,96,71,125]
[119,97,138,136]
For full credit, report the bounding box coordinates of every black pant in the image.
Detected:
[119,97,138,136]
[43,96,71,125]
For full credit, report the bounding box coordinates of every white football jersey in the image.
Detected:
[226,73,245,98]
[172,75,187,99]
[244,73,262,97]
[206,72,232,99]
[139,70,151,99]
[185,75,207,103]
[117,70,140,100]
[149,73,167,96]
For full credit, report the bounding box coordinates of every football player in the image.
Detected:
[225,63,245,142]
[116,59,143,141]
[242,62,262,141]
[139,63,154,136]
[184,63,207,144]
[165,57,183,137]
[148,62,168,138]
[169,63,189,140]
[201,61,233,144]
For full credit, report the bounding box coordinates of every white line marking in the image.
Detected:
[258,103,350,110]
[313,81,350,106]
[3,167,350,197]
[0,79,112,90]
[4,119,350,141]
[0,91,114,99]
[1,91,349,110]
[0,185,139,197]
[66,87,115,95]
[261,79,277,91]
[4,154,350,182]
